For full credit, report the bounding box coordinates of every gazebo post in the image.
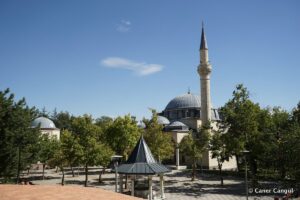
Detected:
[159,174,165,199]
[131,175,135,196]
[148,175,153,200]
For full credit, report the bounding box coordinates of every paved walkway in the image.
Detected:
[18,168,279,200]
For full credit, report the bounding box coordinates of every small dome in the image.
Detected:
[32,117,56,129]
[166,121,189,131]
[165,93,200,110]
[168,121,188,127]
[137,121,146,129]
[157,116,170,125]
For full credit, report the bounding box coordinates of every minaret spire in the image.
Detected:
[200,22,208,50]
[197,22,212,125]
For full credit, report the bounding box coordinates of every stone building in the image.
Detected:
[158,25,237,170]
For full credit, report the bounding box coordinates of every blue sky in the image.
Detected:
[0,0,299,120]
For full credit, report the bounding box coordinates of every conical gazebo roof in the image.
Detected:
[116,136,171,175]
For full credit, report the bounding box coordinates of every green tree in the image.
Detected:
[210,129,231,186]
[52,111,73,131]
[220,84,293,185]
[71,115,103,187]
[220,84,262,173]
[48,141,68,186]
[143,110,174,162]
[97,143,114,183]
[105,115,140,160]
[60,130,83,177]
[38,135,60,180]
[180,125,210,181]
[95,116,113,133]
[292,102,300,125]
[279,104,300,181]
[0,89,40,183]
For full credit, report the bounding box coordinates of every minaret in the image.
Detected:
[197,23,212,125]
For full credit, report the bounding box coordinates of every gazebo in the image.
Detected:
[114,136,171,200]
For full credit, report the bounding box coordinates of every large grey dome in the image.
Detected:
[165,93,200,110]
[32,117,56,129]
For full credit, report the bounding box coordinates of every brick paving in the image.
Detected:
[10,168,285,200]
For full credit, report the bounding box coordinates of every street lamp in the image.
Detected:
[241,150,250,200]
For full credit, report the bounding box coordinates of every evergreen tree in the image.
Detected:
[51,111,73,131]
[0,89,40,182]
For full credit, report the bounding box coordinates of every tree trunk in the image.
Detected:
[280,165,286,179]
[61,167,65,186]
[98,167,106,183]
[236,155,240,172]
[192,158,196,181]
[249,156,258,187]
[84,164,88,187]
[16,147,21,184]
[71,166,75,177]
[42,164,46,180]
[219,164,223,186]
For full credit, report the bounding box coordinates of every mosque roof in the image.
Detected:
[165,121,189,131]
[157,116,170,125]
[165,93,201,110]
[31,117,57,129]
[168,121,188,128]
[137,121,146,129]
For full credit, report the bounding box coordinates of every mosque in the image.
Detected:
[29,25,236,171]
[157,25,237,170]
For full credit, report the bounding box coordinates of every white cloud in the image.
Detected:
[121,20,131,25]
[101,57,164,76]
[116,20,131,32]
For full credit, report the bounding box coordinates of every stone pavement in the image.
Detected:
[22,168,279,200]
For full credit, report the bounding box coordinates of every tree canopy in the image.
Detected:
[105,114,140,160]
[0,89,40,182]
[143,110,174,163]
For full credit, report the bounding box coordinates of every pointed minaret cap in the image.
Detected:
[200,22,208,50]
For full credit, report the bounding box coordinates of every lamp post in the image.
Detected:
[114,161,118,192]
[111,155,123,193]
[241,150,249,200]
